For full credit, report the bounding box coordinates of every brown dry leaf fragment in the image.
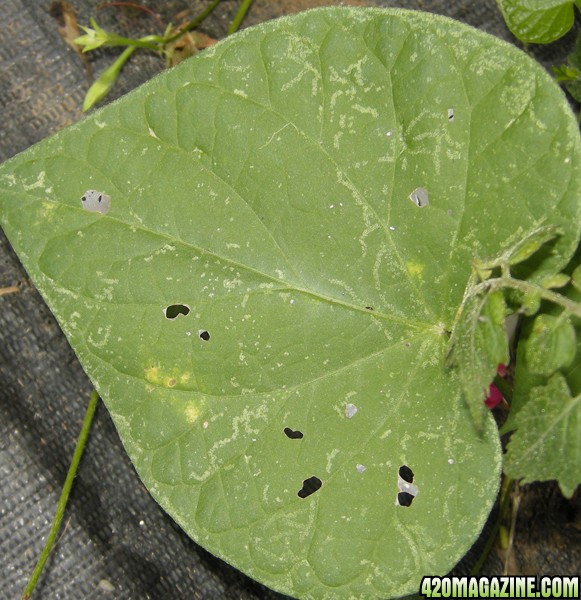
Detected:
[165,29,217,67]
[49,1,93,81]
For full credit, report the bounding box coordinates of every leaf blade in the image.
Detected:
[504,373,581,497]
[497,0,577,44]
[525,313,577,376]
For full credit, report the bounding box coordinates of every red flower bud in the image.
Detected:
[485,383,503,409]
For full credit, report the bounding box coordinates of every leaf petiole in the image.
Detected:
[21,390,99,600]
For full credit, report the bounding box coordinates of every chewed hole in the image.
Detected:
[284,427,303,439]
[409,187,429,208]
[81,189,111,214]
[399,465,414,483]
[298,476,322,499]
[397,492,414,507]
[345,403,358,418]
[164,304,190,319]
[198,330,210,341]
[397,464,419,504]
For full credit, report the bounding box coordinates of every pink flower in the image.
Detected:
[484,364,507,409]
[484,363,506,409]
[485,383,503,409]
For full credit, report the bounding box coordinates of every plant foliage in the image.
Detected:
[497,0,581,44]
[1,7,581,599]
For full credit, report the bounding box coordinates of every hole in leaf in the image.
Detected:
[399,465,414,483]
[447,108,455,121]
[298,476,322,499]
[409,187,429,207]
[198,329,210,341]
[397,492,414,507]
[397,464,419,501]
[345,403,358,418]
[81,189,111,214]
[164,304,190,319]
[365,306,374,311]
[284,427,304,439]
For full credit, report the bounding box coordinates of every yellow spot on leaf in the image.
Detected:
[185,403,200,424]
[144,364,191,389]
[144,365,160,384]
[406,261,425,278]
[40,201,57,220]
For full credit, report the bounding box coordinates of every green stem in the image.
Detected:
[470,477,514,575]
[164,0,222,45]
[479,277,581,318]
[103,34,164,51]
[128,35,165,50]
[503,480,520,576]
[228,0,254,35]
[21,390,99,600]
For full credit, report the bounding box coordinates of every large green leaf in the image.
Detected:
[497,0,580,44]
[1,7,580,599]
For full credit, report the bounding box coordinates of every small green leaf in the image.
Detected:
[552,63,581,83]
[503,264,581,436]
[75,18,156,53]
[448,291,509,424]
[504,373,581,497]
[525,313,576,376]
[75,17,110,52]
[557,32,581,101]
[507,225,563,266]
[497,0,578,44]
[504,283,541,316]
[563,76,581,104]
[572,264,581,291]
[567,21,581,70]
[520,289,542,315]
[475,224,562,271]
[541,272,570,288]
